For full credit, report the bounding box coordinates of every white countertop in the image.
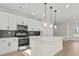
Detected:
[30,36,64,41]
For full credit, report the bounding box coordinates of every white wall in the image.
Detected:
[54,23,70,40]
[54,22,79,41]
[54,23,67,36]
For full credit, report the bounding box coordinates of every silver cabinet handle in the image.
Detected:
[10,42,11,46]
[8,42,11,47]
[8,42,10,47]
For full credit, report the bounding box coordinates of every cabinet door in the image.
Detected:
[10,38,18,51]
[28,25,32,31]
[0,39,9,51]
[9,14,17,30]
[17,16,23,25]
[0,12,8,30]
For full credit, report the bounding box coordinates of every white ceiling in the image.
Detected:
[0,3,79,24]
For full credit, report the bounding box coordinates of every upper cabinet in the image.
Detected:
[8,14,17,30]
[0,11,41,31]
[17,16,23,25]
[24,18,41,31]
[0,11,17,30]
[0,11,8,30]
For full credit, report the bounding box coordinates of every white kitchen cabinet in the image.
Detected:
[28,25,32,31]
[0,38,10,55]
[0,38,18,55]
[8,14,17,30]
[9,38,18,51]
[0,12,8,30]
[0,38,9,51]
[28,24,40,31]
[17,16,23,25]
[22,17,26,25]
[0,11,17,30]
[27,19,41,31]
[0,10,41,31]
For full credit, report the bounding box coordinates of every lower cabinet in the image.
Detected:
[0,37,18,55]
[9,38,18,51]
[0,38,9,51]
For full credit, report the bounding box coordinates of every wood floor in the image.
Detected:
[3,50,25,56]
[3,40,79,56]
[56,40,79,56]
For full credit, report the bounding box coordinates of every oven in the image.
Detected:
[19,37,29,46]
[15,25,29,51]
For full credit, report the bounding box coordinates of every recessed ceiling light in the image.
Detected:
[66,4,69,8]
[31,12,35,15]
[54,25,57,29]
[73,16,77,20]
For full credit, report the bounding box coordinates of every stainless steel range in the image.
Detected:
[15,25,29,51]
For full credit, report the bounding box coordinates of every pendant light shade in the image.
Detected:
[44,22,47,26]
[54,10,57,29]
[54,25,57,28]
[49,6,53,28]
[44,3,47,27]
[50,24,53,27]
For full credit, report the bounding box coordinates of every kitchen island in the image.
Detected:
[30,36,63,56]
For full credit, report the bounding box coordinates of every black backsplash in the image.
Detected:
[28,31,40,36]
[0,30,15,38]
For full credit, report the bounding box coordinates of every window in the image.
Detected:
[73,24,79,37]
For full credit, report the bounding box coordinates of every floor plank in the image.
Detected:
[56,40,79,56]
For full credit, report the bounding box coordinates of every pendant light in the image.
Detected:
[54,10,57,29]
[44,3,47,27]
[49,6,53,28]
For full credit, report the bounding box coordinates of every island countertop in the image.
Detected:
[30,36,63,41]
[29,36,63,56]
